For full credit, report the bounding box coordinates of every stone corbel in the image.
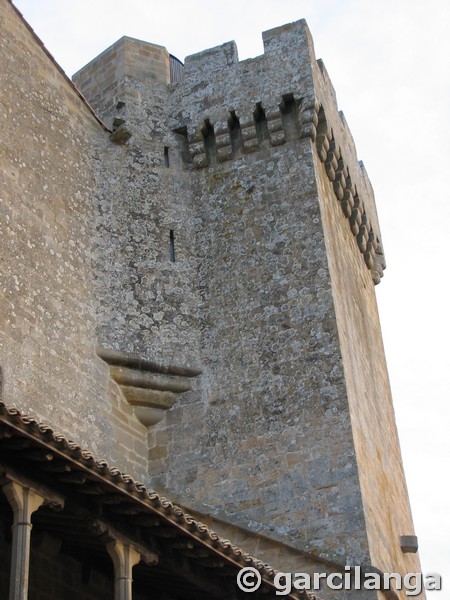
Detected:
[98,348,201,427]
[314,105,386,284]
[299,95,320,141]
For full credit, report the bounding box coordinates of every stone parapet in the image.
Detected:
[2,3,422,595]
[169,19,385,284]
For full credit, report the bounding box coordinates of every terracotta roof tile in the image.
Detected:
[0,402,316,599]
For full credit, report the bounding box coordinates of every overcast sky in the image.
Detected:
[13,0,450,591]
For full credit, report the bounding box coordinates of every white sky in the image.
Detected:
[12,0,450,592]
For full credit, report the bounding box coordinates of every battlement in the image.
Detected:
[2,2,422,590]
[177,20,314,115]
[168,20,385,283]
[184,40,239,75]
[183,19,314,79]
[71,20,384,288]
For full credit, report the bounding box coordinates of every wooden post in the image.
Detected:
[107,539,141,600]
[3,481,45,600]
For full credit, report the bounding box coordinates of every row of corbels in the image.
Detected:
[184,95,385,284]
[315,106,385,284]
[187,95,316,168]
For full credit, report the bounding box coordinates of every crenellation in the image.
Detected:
[262,19,312,59]
[1,3,423,597]
[184,40,239,78]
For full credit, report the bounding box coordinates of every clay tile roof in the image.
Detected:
[0,402,316,600]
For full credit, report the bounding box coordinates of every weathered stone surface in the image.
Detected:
[1,2,423,597]
[109,126,132,144]
[0,0,148,479]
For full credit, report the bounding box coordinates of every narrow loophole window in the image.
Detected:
[169,229,175,263]
[164,146,170,167]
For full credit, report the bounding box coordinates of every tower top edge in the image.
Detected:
[73,18,314,81]
[72,36,170,81]
[182,19,313,74]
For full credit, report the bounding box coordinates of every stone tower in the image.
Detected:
[71,20,420,582]
[1,0,422,595]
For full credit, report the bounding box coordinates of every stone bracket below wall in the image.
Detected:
[97,348,202,427]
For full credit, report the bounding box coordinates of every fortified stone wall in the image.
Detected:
[73,38,202,370]
[0,0,149,478]
[311,85,421,586]
[2,2,423,595]
[155,21,370,565]
[70,17,422,587]
[305,53,421,578]
[153,21,418,587]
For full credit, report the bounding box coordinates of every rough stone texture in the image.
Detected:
[2,1,423,597]
[73,37,202,370]
[0,0,149,478]
[160,23,366,566]
[311,55,420,581]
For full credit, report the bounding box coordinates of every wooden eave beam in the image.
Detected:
[0,419,300,599]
